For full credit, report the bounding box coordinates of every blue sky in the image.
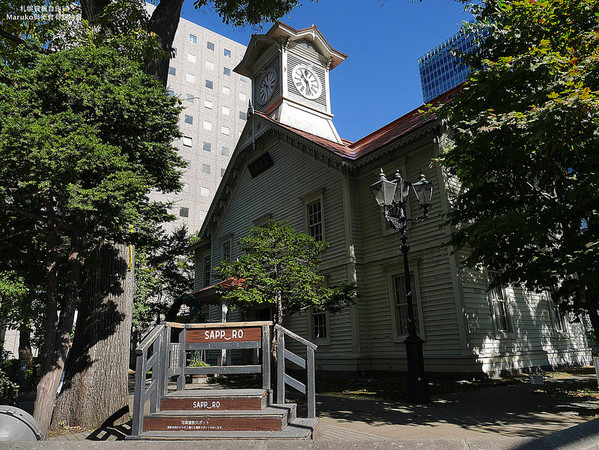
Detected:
[180,0,472,142]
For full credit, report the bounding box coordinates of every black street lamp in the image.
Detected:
[370,169,433,404]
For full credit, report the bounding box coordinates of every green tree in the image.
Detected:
[215,221,357,326]
[0,43,183,436]
[0,0,310,86]
[438,1,599,337]
[133,226,195,334]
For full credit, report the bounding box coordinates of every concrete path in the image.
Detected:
[4,373,599,449]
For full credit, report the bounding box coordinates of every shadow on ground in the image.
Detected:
[313,376,598,438]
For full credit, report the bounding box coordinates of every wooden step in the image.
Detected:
[129,417,319,440]
[160,388,268,411]
[142,404,296,433]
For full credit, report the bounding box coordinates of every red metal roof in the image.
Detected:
[252,86,461,161]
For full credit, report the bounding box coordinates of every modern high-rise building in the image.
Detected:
[418,28,475,103]
[147,5,252,234]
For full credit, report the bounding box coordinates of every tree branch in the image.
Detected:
[0,27,26,46]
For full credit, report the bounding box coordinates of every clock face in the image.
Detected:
[292,65,322,100]
[257,68,277,105]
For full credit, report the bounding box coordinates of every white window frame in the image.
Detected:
[487,271,515,338]
[389,271,425,341]
[182,136,192,147]
[302,188,325,242]
[202,255,211,288]
[548,295,567,334]
[221,236,233,263]
[187,53,196,63]
[310,308,330,344]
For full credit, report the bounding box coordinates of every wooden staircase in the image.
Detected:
[137,388,317,439]
[128,322,319,440]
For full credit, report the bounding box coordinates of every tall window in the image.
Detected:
[312,311,328,339]
[488,273,512,333]
[222,240,232,262]
[207,41,214,51]
[224,48,231,58]
[549,298,565,332]
[189,34,197,44]
[306,200,323,241]
[203,256,211,288]
[393,275,419,335]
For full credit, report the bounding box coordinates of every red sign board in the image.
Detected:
[186,326,262,343]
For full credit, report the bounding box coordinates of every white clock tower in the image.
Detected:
[235,22,347,144]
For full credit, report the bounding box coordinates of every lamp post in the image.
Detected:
[370,169,433,404]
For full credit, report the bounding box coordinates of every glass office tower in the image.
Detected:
[418,28,476,103]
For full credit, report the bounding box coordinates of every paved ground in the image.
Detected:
[5,372,599,449]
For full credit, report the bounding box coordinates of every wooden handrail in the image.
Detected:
[130,321,317,437]
[274,324,318,350]
[275,324,318,418]
[166,321,272,329]
[135,323,166,355]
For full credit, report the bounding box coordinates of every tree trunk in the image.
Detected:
[33,222,76,439]
[51,243,134,431]
[146,0,185,86]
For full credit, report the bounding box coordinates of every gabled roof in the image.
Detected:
[190,86,460,251]
[235,21,347,76]
[252,111,352,158]
[250,85,461,162]
[254,85,462,161]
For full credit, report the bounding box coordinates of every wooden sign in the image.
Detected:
[186,326,262,344]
